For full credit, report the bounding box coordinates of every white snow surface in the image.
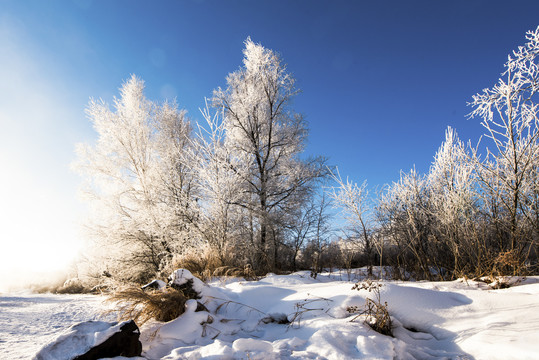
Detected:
[34,320,128,360]
[3,269,539,359]
[0,292,114,360]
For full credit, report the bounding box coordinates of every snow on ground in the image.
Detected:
[0,292,113,360]
[2,269,539,359]
[139,270,539,360]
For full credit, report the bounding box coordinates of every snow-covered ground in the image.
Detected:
[0,293,113,360]
[3,269,539,359]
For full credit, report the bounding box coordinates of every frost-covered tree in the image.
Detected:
[185,103,249,264]
[469,26,539,269]
[427,127,478,276]
[377,168,435,278]
[75,76,195,283]
[212,38,326,270]
[328,169,378,276]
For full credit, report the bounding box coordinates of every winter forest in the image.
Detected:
[73,27,539,289]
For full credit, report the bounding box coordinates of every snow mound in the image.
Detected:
[157,299,214,343]
[33,320,127,360]
[169,269,205,292]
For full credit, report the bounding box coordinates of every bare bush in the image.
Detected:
[348,280,392,337]
[288,296,333,329]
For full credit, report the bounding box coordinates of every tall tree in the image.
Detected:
[75,76,195,283]
[186,104,248,264]
[427,127,477,276]
[469,26,539,267]
[212,38,325,270]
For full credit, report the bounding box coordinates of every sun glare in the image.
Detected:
[0,159,83,290]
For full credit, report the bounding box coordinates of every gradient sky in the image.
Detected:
[1,0,539,284]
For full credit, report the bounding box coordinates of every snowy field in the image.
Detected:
[3,270,539,359]
[0,293,114,359]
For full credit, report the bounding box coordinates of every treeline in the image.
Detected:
[332,27,539,280]
[76,29,539,286]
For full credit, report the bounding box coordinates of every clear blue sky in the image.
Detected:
[1,0,539,281]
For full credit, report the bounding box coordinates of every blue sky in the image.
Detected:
[1,0,539,281]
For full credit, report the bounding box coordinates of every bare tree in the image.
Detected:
[286,197,318,271]
[307,193,333,278]
[328,169,377,277]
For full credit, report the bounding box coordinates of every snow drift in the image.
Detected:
[4,269,539,359]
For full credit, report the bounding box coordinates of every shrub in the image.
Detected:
[170,252,224,281]
[107,287,188,325]
[348,280,392,336]
[55,278,88,294]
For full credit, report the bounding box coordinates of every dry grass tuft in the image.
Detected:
[288,296,333,329]
[492,249,524,276]
[172,252,258,281]
[361,297,392,336]
[349,280,393,337]
[107,287,187,325]
[212,265,257,280]
[172,253,223,281]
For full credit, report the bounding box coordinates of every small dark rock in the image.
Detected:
[170,278,201,300]
[261,312,290,325]
[73,320,142,360]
